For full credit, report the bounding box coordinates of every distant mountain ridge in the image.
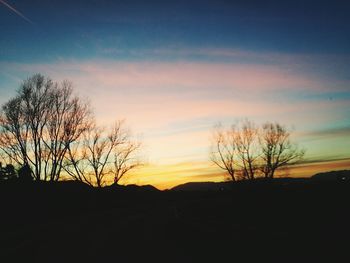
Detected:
[171,181,232,191]
[170,179,302,191]
[171,170,350,191]
[311,170,350,181]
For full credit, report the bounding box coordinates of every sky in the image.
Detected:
[0,0,350,189]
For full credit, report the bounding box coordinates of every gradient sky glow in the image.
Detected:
[1,0,349,189]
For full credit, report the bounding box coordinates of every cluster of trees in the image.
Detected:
[0,74,142,187]
[210,120,305,181]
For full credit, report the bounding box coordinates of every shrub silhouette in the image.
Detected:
[18,164,33,183]
[0,163,17,181]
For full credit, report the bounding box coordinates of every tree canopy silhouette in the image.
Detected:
[0,74,142,186]
[211,120,305,181]
[64,120,142,187]
[210,124,237,181]
[259,122,305,179]
[0,74,92,181]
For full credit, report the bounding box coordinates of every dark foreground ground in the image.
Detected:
[1,179,350,263]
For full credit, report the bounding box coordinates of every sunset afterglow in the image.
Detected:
[1,1,349,188]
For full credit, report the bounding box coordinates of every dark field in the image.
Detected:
[1,179,350,263]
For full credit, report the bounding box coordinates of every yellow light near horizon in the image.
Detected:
[120,161,226,190]
[120,158,350,190]
[288,159,350,178]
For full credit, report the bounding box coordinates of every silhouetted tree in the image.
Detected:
[211,120,305,181]
[259,122,305,179]
[234,120,260,180]
[64,120,142,187]
[113,131,142,185]
[210,124,237,181]
[0,74,92,181]
[42,80,92,181]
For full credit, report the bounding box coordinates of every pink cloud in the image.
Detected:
[2,59,338,123]
[4,59,329,93]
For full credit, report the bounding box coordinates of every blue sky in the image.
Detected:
[1,0,350,61]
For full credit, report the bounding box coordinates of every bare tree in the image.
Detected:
[234,120,260,180]
[0,97,29,166]
[0,74,92,181]
[210,124,237,182]
[42,81,92,181]
[259,122,305,179]
[113,135,142,185]
[210,120,305,181]
[63,138,94,186]
[64,120,142,187]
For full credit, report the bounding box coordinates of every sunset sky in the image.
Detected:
[1,0,349,189]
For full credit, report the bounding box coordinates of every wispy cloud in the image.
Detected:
[1,59,336,95]
[0,0,34,24]
[301,126,350,140]
[96,47,350,83]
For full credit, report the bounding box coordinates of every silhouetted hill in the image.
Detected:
[106,183,160,192]
[312,170,350,181]
[171,181,231,191]
[171,177,310,191]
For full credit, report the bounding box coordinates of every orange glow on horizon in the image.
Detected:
[120,158,350,190]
